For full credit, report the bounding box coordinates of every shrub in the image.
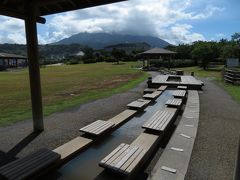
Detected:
[83,58,96,64]
[150,59,196,68]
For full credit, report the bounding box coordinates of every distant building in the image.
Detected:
[0,53,27,70]
[104,42,151,54]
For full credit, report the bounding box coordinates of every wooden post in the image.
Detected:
[24,1,44,132]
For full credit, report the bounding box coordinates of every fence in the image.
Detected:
[224,69,240,85]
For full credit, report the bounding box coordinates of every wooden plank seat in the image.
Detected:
[144,88,156,94]
[177,86,187,90]
[157,86,167,91]
[127,99,150,110]
[165,98,182,107]
[99,143,146,175]
[143,91,162,100]
[172,90,186,98]
[79,120,115,136]
[0,148,60,180]
[142,109,177,132]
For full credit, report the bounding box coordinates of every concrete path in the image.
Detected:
[0,72,158,167]
[185,79,240,180]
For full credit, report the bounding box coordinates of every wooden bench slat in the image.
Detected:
[16,153,58,180]
[152,112,171,130]
[80,120,103,132]
[107,145,130,168]
[100,143,126,165]
[0,149,60,180]
[93,122,114,135]
[124,149,146,175]
[119,148,143,173]
[150,111,169,129]
[0,149,52,174]
[142,110,176,132]
[80,120,114,136]
[166,98,182,106]
[158,86,167,91]
[144,111,168,128]
[155,112,173,131]
[127,99,150,109]
[104,144,129,167]
[112,146,139,170]
[88,121,109,133]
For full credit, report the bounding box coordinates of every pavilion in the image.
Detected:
[138,47,176,69]
[0,52,27,69]
[0,0,126,132]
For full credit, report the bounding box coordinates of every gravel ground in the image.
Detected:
[0,71,158,167]
[185,78,240,180]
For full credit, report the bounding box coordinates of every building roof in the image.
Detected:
[0,0,126,23]
[0,53,27,59]
[140,48,176,55]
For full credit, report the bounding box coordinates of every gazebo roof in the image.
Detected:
[0,52,27,59]
[0,0,126,23]
[140,48,176,55]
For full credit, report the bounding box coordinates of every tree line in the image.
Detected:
[166,32,240,69]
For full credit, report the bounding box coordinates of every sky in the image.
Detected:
[0,0,239,45]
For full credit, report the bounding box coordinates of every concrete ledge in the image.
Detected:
[148,90,199,180]
[108,109,137,127]
[53,136,93,162]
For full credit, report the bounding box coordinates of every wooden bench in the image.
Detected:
[165,98,182,107]
[79,120,115,136]
[143,91,162,100]
[142,109,177,133]
[172,90,186,98]
[127,99,150,110]
[144,88,156,94]
[157,86,167,91]
[0,148,60,180]
[177,86,187,90]
[99,143,146,175]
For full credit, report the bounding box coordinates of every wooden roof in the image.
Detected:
[0,53,27,59]
[140,48,176,55]
[0,0,126,23]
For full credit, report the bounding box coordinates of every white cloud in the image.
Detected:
[0,17,26,44]
[0,0,225,44]
[216,33,225,38]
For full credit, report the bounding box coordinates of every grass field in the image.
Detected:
[0,62,147,126]
[176,66,240,103]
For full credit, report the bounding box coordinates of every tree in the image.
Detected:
[191,44,214,70]
[222,43,240,59]
[111,48,126,64]
[82,46,94,59]
[231,32,240,44]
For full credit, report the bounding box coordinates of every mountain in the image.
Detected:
[0,44,83,60]
[54,32,170,49]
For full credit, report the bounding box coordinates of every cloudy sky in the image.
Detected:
[0,0,239,45]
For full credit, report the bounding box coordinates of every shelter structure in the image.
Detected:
[0,53,27,69]
[138,47,176,69]
[0,0,126,132]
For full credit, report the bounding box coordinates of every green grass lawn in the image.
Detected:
[0,62,147,126]
[175,66,240,103]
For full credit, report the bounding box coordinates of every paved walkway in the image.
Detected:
[186,79,240,180]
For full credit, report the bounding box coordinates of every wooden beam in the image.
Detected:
[24,1,44,132]
[0,6,46,24]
